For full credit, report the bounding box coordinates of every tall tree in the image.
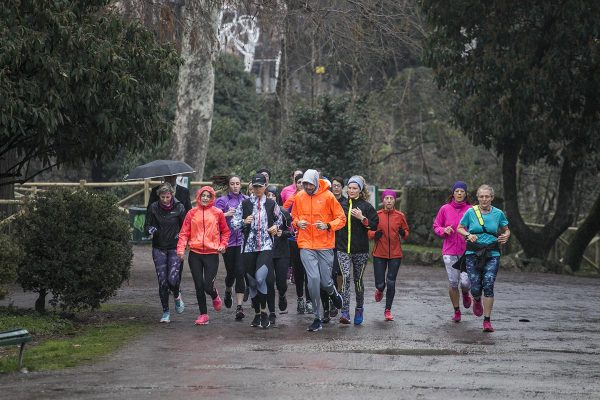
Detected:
[422,1,600,259]
[0,0,180,188]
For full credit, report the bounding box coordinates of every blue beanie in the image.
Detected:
[452,181,467,192]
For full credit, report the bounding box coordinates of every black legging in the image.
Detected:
[373,256,401,310]
[267,256,289,313]
[289,240,310,301]
[223,245,246,294]
[243,251,274,312]
[188,252,219,314]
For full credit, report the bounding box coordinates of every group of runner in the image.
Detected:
[145,169,510,333]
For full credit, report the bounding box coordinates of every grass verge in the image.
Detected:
[0,305,150,373]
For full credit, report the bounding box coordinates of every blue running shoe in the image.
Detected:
[354,307,364,325]
[175,295,185,314]
[339,311,351,324]
[307,318,322,332]
[160,311,170,323]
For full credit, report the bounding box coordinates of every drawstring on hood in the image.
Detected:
[196,186,216,209]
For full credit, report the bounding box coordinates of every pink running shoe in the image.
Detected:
[213,294,222,312]
[384,309,394,321]
[472,299,483,317]
[195,314,209,325]
[483,320,495,332]
[374,289,384,303]
[462,293,472,309]
[452,310,461,322]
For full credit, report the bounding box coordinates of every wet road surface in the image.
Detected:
[1,246,599,399]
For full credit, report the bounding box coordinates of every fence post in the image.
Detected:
[143,179,150,207]
[79,179,86,189]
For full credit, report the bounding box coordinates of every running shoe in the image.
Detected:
[305,301,314,314]
[250,313,261,327]
[259,312,270,329]
[224,291,233,309]
[213,292,222,312]
[354,307,364,325]
[329,289,344,310]
[160,311,170,323]
[452,310,461,323]
[483,320,495,332]
[339,311,351,324]
[322,310,331,324]
[297,298,305,314]
[307,318,322,332]
[473,299,483,317]
[175,295,185,314]
[278,294,288,313]
[269,312,277,325]
[462,292,472,309]
[194,314,209,325]
[235,305,245,321]
[384,309,394,321]
[374,289,384,303]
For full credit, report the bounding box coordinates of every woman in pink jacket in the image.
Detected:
[177,186,230,326]
[432,181,472,323]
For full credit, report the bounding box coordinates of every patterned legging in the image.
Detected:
[337,252,369,312]
[465,255,499,298]
[152,248,182,312]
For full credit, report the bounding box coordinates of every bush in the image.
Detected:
[14,190,132,312]
[0,234,22,300]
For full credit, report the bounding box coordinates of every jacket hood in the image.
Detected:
[314,178,331,195]
[196,186,216,208]
[302,169,321,195]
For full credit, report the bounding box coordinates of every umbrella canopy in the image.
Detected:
[125,160,195,180]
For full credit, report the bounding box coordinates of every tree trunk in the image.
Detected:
[564,192,600,271]
[171,0,221,181]
[35,289,47,313]
[0,148,18,222]
[503,141,576,259]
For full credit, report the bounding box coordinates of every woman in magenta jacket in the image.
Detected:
[432,181,472,323]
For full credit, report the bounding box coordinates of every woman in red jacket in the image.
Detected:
[369,189,409,321]
[177,186,230,325]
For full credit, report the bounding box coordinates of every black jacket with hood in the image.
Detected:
[145,199,187,250]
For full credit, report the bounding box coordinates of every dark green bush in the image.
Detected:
[14,190,132,312]
[0,234,22,300]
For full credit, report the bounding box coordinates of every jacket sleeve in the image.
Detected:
[328,195,347,232]
[273,203,283,227]
[144,204,157,235]
[283,193,295,212]
[432,206,447,237]
[176,209,193,254]
[290,195,299,229]
[365,204,379,231]
[231,203,244,230]
[214,196,226,212]
[218,210,230,247]
[400,213,410,240]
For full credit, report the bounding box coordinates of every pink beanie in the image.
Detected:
[381,189,397,200]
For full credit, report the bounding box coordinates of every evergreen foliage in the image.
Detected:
[0,234,22,300]
[14,190,132,312]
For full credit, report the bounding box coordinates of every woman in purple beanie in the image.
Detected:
[432,181,472,323]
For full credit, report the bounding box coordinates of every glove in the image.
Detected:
[374,230,383,240]
[399,228,406,239]
[148,226,157,235]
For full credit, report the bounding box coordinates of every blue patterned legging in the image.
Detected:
[338,252,369,312]
[465,255,499,298]
[152,248,182,312]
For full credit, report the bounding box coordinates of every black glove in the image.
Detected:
[374,230,383,240]
[399,228,406,239]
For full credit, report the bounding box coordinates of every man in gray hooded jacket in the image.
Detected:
[291,169,345,332]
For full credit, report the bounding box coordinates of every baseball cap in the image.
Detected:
[251,174,267,187]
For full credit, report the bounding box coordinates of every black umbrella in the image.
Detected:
[125,160,195,180]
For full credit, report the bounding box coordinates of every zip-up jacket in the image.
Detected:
[145,198,187,250]
[291,179,346,250]
[368,208,409,259]
[214,191,248,247]
[432,200,470,256]
[231,195,283,253]
[272,208,293,259]
[177,186,230,255]
[335,197,379,254]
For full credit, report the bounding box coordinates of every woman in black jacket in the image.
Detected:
[335,175,378,325]
[265,185,292,325]
[145,183,187,323]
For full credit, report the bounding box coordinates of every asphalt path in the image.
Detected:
[1,245,599,399]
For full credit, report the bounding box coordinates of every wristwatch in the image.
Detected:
[464,233,470,239]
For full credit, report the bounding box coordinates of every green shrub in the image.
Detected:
[14,190,132,312]
[0,234,22,300]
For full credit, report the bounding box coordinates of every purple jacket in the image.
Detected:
[215,192,248,247]
[433,200,471,256]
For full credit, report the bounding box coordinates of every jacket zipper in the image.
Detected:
[347,199,352,253]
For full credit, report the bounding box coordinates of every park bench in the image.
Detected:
[0,328,32,370]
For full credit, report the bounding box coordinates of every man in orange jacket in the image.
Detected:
[291,169,346,332]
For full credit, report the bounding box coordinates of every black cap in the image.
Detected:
[251,174,267,187]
